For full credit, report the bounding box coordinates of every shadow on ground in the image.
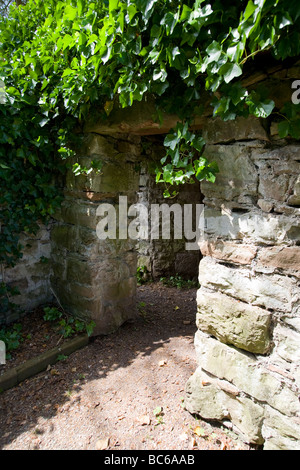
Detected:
[0,283,250,450]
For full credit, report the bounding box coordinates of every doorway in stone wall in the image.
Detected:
[136,134,202,285]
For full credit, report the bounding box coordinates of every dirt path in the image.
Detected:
[0,283,250,450]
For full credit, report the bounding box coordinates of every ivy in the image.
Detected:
[0,0,300,297]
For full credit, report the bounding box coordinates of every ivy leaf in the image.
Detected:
[206,41,222,64]
[164,133,179,151]
[220,63,243,83]
[244,0,257,21]
[278,120,290,138]
[64,5,77,21]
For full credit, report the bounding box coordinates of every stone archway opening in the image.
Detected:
[50,127,202,337]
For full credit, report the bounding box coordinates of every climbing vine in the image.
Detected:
[0,0,300,283]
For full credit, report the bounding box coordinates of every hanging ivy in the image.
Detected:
[0,0,300,276]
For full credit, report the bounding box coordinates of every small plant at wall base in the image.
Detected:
[43,306,96,338]
[160,275,199,289]
[0,322,23,360]
[136,265,151,285]
[0,0,300,304]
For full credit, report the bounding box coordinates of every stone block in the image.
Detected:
[175,252,200,278]
[201,144,258,202]
[196,289,272,353]
[66,156,140,194]
[262,407,300,450]
[185,367,264,444]
[273,324,300,364]
[198,257,297,313]
[202,116,268,144]
[256,246,300,278]
[194,330,300,417]
[257,159,296,202]
[199,240,257,265]
[203,208,300,245]
[288,175,300,206]
[51,224,78,252]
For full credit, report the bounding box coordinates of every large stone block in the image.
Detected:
[196,289,271,353]
[262,407,300,450]
[194,331,300,417]
[202,116,268,144]
[273,324,300,365]
[198,257,297,313]
[256,159,300,203]
[256,246,300,278]
[199,240,257,265]
[185,367,264,444]
[201,144,258,202]
[202,208,300,245]
[288,175,300,206]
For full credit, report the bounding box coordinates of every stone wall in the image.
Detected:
[0,223,53,324]
[185,117,300,450]
[50,133,142,336]
[137,136,201,280]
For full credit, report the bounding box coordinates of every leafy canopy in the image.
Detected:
[0,0,300,270]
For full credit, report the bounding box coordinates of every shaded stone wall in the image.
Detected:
[0,223,53,324]
[50,133,141,336]
[137,136,201,280]
[185,117,300,450]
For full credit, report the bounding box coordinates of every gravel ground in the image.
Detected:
[0,283,251,451]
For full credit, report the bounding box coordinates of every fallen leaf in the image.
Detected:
[174,306,179,310]
[191,437,197,447]
[50,369,60,376]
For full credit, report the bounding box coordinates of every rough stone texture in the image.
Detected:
[196,289,272,354]
[136,138,201,280]
[185,367,265,445]
[0,223,54,325]
[51,134,140,336]
[191,331,299,418]
[187,124,300,449]
[199,240,257,265]
[198,256,297,313]
[256,246,300,278]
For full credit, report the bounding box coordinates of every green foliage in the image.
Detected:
[136,265,150,285]
[0,282,20,316]
[0,322,22,359]
[0,0,299,288]
[43,306,96,337]
[160,274,198,289]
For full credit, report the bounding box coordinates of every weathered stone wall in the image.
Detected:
[0,223,53,324]
[185,117,300,450]
[50,133,142,336]
[137,137,201,280]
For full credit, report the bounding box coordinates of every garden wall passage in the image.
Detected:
[1,78,300,449]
